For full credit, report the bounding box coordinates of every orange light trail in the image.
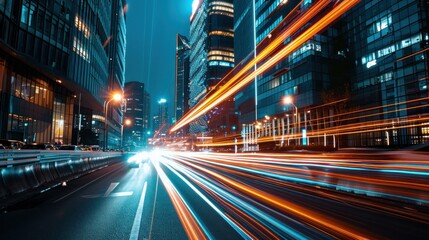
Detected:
[170,0,361,133]
[150,150,428,238]
[170,154,371,239]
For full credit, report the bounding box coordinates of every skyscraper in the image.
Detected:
[124,81,146,150]
[189,0,236,136]
[153,98,168,137]
[105,0,127,148]
[234,0,256,124]
[175,34,190,125]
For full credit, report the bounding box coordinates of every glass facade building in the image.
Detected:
[0,0,126,145]
[0,0,75,144]
[175,34,190,125]
[341,0,429,146]
[254,0,339,120]
[234,0,256,124]
[153,99,168,137]
[189,0,236,135]
[124,81,148,150]
[234,0,429,149]
[104,0,127,149]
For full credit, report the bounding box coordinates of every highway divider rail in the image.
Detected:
[0,150,123,203]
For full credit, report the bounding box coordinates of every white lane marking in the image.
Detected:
[148,176,159,240]
[129,181,148,240]
[104,182,119,197]
[110,191,133,197]
[53,170,114,203]
[82,192,133,198]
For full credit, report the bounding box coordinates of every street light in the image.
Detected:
[283,96,298,144]
[104,93,122,151]
[121,118,131,150]
[305,110,310,145]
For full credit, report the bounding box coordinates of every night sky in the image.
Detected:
[125,0,193,119]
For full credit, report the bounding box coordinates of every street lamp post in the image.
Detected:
[304,110,310,145]
[283,96,298,144]
[103,93,122,151]
[120,99,128,149]
[121,118,131,150]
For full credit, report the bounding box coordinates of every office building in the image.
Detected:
[234,0,256,124]
[1,0,73,143]
[235,0,429,149]
[153,98,168,137]
[124,81,146,150]
[142,91,151,145]
[189,0,236,136]
[341,0,429,146]
[175,34,190,130]
[104,0,127,149]
[0,0,126,146]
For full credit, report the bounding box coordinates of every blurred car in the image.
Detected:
[0,144,5,150]
[88,145,100,151]
[59,145,82,151]
[0,139,24,149]
[127,151,149,168]
[21,143,57,150]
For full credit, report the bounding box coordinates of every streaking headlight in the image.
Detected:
[127,155,140,164]
[127,151,149,164]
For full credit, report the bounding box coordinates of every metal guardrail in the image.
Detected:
[0,150,123,203]
[0,150,122,167]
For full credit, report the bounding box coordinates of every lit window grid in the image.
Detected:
[208,50,234,57]
[361,33,423,68]
[255,0,285,27]
[209,5,233,13]
[208,56,235,62]
[256,17,282,44]
[209,31,234,37]
[208,60,235,67]
[72,37,90,62]
[209,1,234,8]
[209,11,234,18]
[75,15,91,39]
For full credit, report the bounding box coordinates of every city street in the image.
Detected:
[1,1,429,239]
[1,151,428,239]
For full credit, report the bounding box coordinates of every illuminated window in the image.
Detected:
[208,50,234,57]
[75,15,90,39]
[423,127,429,134]
[366,60,377,68]
[376,16,390,31]
[209,31,234,37]
[208,61,234,67]
[362,33,422,66]
[209,1,233,8]
[73,37,90,62]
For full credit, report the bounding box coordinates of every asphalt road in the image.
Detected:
[0,160,187,240]
[0,151,428,239]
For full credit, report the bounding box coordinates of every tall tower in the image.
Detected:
[124,81,145,150]
[175,34,191,124]
[154,98,168,137]
[234,0,256,125]
[105,0,127,149]
[189,0,236,135]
